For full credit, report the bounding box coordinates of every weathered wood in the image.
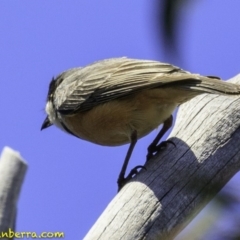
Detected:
[0,147,27,233]
[84,75,240,240]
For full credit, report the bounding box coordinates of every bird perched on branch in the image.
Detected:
[41,57,240,191]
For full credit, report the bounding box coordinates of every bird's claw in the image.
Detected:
[146,140,176,161]
[117,165,146,192]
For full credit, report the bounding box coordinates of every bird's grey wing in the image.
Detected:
[53,57,201,114]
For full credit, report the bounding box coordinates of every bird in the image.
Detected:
[41,57,240,191]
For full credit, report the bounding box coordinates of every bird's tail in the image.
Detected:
[162,74,240,96]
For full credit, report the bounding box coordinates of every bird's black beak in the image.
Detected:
[41,117,52,130]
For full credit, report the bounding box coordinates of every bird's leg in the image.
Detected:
[117,130,145,191]
[146,115,174,161]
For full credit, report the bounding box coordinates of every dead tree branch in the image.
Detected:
[84,75,240,240]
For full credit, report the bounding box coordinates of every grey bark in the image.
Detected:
[84,74,240,240]
[0,147,27,236]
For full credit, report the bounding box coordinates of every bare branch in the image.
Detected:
[0,147,27,233]
[84,75,240,240]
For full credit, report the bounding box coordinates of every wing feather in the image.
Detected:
[53,58,192,113]
[52,58,215,114]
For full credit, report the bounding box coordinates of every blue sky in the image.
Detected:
[1,1,240,239]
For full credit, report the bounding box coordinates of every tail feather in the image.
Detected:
[193,76,240,95]
[163,74,240,96]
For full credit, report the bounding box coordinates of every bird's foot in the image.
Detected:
[146,140,176,161]
[117,165,146,192]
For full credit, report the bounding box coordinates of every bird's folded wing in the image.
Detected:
[53,58,200,114]
[52,58,217,114]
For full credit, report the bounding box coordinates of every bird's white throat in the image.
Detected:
[46,101,56,123]
[45,101,70,133]
[45,101,64,130]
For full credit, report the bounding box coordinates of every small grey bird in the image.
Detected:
[41,57,240,191]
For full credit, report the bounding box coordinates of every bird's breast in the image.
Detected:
[61,89,178,146]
